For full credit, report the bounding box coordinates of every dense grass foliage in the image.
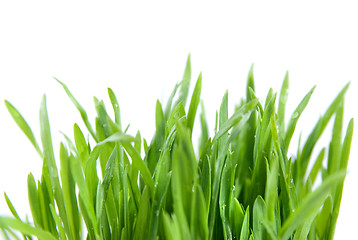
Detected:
[0,56,354,239]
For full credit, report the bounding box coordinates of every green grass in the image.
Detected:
[0,55,353,240]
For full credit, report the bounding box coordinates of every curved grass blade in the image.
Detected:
[4,100,43,158]
[284,85,315,149]
[55,78,98,142]
[108,88,121,128]
[4,193,21,221]
[4,193,30,240]
[299,83,350,178]
[307,148,325,185]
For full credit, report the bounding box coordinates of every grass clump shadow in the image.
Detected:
[0,55,354,240]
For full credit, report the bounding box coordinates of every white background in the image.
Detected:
[0,1,357,239]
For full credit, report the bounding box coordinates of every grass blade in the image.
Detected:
[187,72,202,136]
[284,86,315,149]
[213,99,258,143]
[55,78,98,142]
[0,217,57,240]
[108,88,121,128]
[40,95,71,237]
[174,54,191,108]
[98,133,154,192]
[4,100,43,158]
[277,71,289,135]
[279,170,346,240]
[328,119,354,239]
[299,83,350,178]
[239,207,250,240]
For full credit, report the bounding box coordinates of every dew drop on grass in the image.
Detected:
[291,111,299,119]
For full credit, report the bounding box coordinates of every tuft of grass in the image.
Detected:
[0,56,353,240]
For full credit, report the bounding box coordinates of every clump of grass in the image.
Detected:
[0,56,353,240]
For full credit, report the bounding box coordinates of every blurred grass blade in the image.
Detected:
[253,196,266,240]
[27,173,43,228]
[4,193,21,221]
[279,171,346,239]
[246,64,255,101]
[0,217,57,240]
[4,194,31,240]
[307,148,325,185]
[49,204,66,240]
[187,72,202,136]
[190,184,209,240]
[328,119,354,239]
[277,71,289,135]
[174,54,191,108]
[327,102,344,175]
[240,207,250,240]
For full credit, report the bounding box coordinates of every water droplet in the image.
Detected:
[292,111,299,119]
